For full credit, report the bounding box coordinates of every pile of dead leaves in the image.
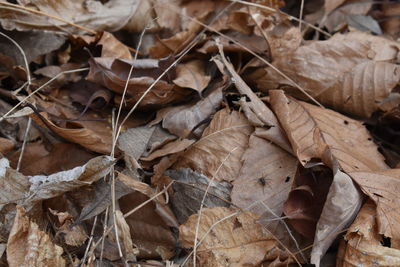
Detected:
[1,0,400,266]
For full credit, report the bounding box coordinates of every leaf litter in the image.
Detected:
[0,0,400,266]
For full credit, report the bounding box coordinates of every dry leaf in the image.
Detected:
[0,0,141,33]
[87,57,190,109]
[30,112,113,154]
[270,90,388,265]
[119,191,176,259]
[216,44,292,153]
[261,32,400,118]
[322,0,373,32]
[381,2,400,38]
[179,207,293,266]
[141,138,195,161]
[9,142,96,176]
[166,168,231,224]
[76,179,132,223]
[0,137,13,154]
[7,206,65,267]
[114,210,138,261]
[161,87,223,138]
[149,20,202,58]
[339,200,400,266]
[173,60,211,93]
[349,169,400,242]
[231,132,297,217]
[174,108,253,182]
[269,90,388,172]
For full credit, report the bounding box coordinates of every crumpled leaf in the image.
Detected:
[261,31,400,118]
[349,169,400,242]
[216,44,292,153]
[179,207,293,266]
[173,60,211,93]
[231,132,297,217]
[30,112,113,154]
[339,200,400,266]
[166,168,232,224]
[0,0,141,34]
[0,156,114,211]
[7,206,65,267]
[49,209,88,247]
[161,87,223,138]
[174,108,253,182]
[270,90,388,266]
[87,57,190,109]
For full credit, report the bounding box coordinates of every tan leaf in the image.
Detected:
[269,90,388,172]
[72,31,132,59]
[261,32,400,118]
[7,206,65,267]
[322,0,373,32]
[270,90,387,265]
[149,19,202,58]
[173,60,211,93]
[174,108,253,182]
[30,112,113,154]
[179,207,293,266]
[339,200,400,266]
[161,87,223,138]
[349,169,400,241]
[9,142,96,176]
[231,132,297,217]
[0,0,141,33]
[0,137,13,154]
[114,210,138,261]
[119,191,176,259]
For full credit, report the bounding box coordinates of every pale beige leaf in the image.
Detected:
[179,207,293,266]
[141,139,195,161]
[7,206,65,267]
[27,156,115,202]
[262,32,400,118]
[174,108,253,182]
[231,132,297,217]
[0,0,141,33]
[161,87,223,138]
[339,200,400,266]
[114,210,138,261]
[269,90,388,172]
[173,60,211,93]
[349,169,400,241]
[311,165,363,266]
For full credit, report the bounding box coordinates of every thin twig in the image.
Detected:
[0,31,31,86]
[16,117,31,172]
